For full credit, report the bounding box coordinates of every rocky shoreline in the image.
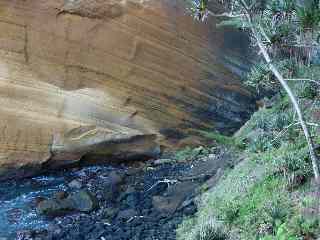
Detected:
[0,146,233,240]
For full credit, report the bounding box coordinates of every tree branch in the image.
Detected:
[207,11,244,18]
[284,78,320,86]
[240,0,320,182]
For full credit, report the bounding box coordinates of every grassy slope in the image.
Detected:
[176,92,320,240]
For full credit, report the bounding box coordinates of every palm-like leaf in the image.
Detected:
[296,3,320,30]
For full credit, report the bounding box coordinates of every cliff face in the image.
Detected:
[0,0,255,180]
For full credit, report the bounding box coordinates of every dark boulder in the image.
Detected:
[37,190,98,216]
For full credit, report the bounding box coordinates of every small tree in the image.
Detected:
[188,0,320,183]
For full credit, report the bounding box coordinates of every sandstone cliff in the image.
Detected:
[0,0,255,180]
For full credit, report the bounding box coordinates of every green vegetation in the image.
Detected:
[177,94,320,239]
[177,64,320,238]
[177,75,320,240]
[173,146,212,162]
[177,1,320,239]
[196,130,244,149]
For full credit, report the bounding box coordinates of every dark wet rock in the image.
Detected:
[37,190,97,216]
[102,185,119,203]
[117,209,138,222]
[6,208,23,224]
[109,171,125,186]
[123,192,140,208]
[102,171,125,202]
[68,179,82,189]
[16,230,33,240]
[30,196,47,209]
[53,191,68,200]
[152,196,173,214]
[123,186,135,195]
[102,207,119,220]
[152,182,198,215]
[153,158,175,165]
[47,224,63,237]
[125,167,141,176]
[36,197,73,216]
[1,147,233,240]
[68,190,98,212]
[181,201,197,215]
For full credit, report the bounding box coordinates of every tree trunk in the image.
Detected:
[243,9,320,183]
[238,0,320,182]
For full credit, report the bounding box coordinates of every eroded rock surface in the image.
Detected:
[0,0,255,179]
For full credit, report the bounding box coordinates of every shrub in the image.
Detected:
[247,132,273,153]
[290,215,320,238]
[264,199,289,231]
[192,219,229,240]
[235,177,292,237]
[291,80,318,99]
[218,200,240,226]
[198,131,232,145]
[245,60,295,94]
[292,65,320,98]
[245,62,277,94]
[271,142,313,184]
[174,146,210,162]
[288,195,320,238]
[296,4,320,30]
[262,223,298,240]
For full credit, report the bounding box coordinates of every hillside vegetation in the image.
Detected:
[177,0,320,239]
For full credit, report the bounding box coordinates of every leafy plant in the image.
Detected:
[184,0,209,21]
[267,0,296,14]
[272,142,312,180]
[296,3,320,30]
[245,60,296,94]
[293,81,318,99]
[174,146,211,162]
[191,219,229,240]
[218,200,240,226]
[262,223,298,240]
[264,199,289,231]
[245,62,278,94]
[290,214,320,238]
[247,131,272,153]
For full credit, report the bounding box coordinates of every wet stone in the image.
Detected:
[54,191,68,200]
[71,190,98,212]
[116,209,138,222]
[68,179,82,189]
[6,208,23,224]
[102,207,119,220]
[37,190,97,216]
[0,148,229,240]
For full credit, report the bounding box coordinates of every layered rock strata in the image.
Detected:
[0,0,254,179]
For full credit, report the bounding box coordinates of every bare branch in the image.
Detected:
[240,1,320,182]
[258,25,271,44]
[207,11,244,18]
[284,78,320,86]
[271,122,320,143]
[271,122,300,143]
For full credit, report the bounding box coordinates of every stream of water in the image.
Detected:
[0,154,213,240]
[0,166,114,239]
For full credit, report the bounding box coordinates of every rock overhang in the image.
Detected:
[0,0,255,180]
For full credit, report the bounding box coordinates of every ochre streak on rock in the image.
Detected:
[0,0,254,180]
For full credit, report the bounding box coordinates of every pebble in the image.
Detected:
[5,155,223,240]
[68,179,82,189]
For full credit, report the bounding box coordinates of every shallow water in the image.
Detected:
[0,166,114,239]
[0,156,210,240]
